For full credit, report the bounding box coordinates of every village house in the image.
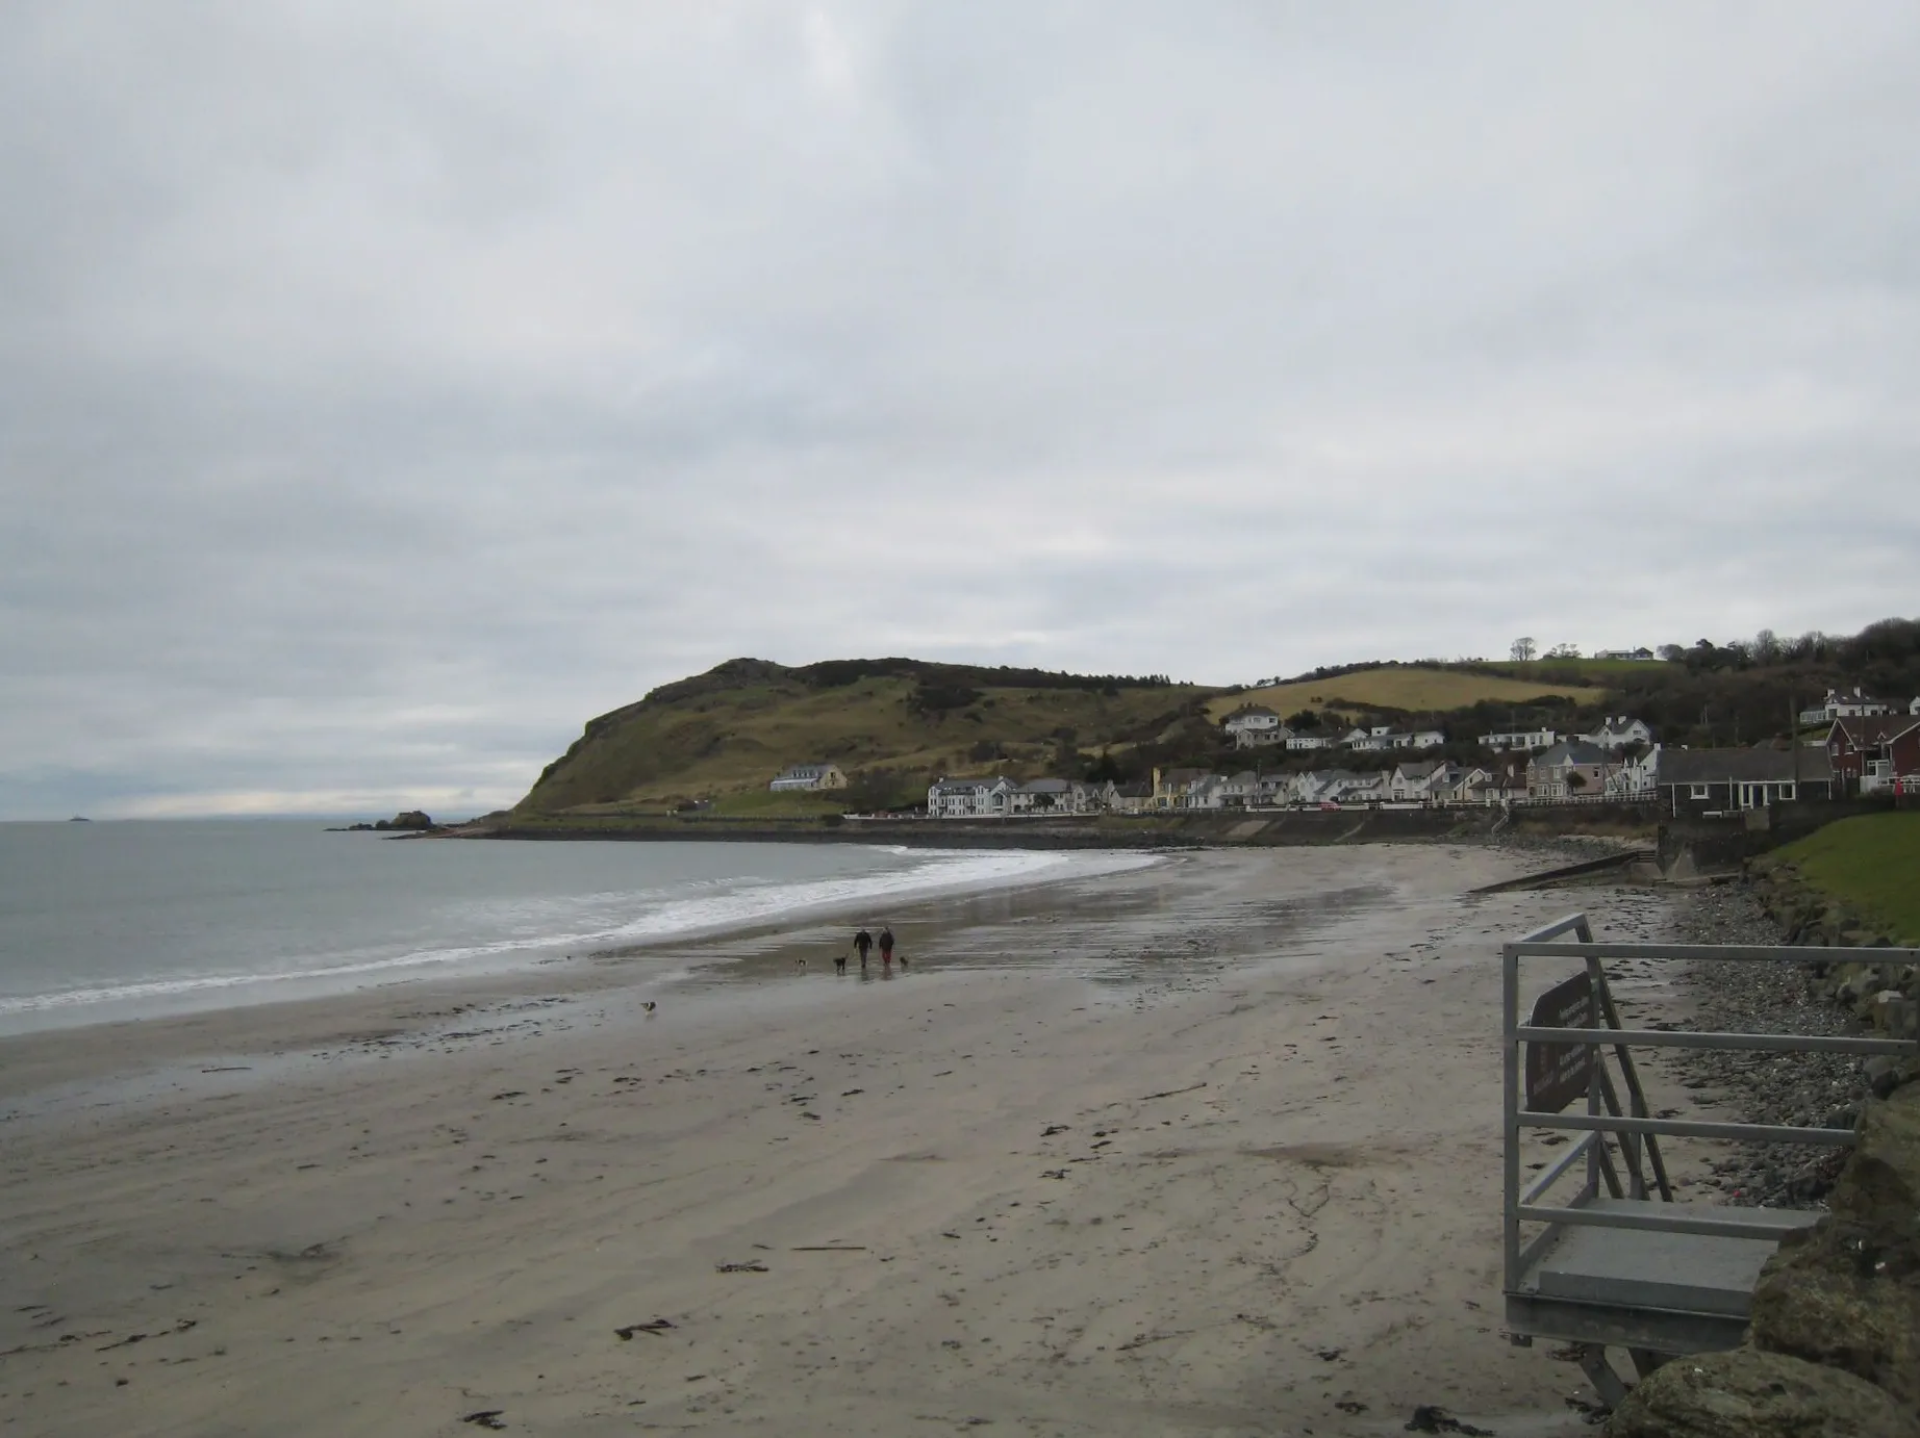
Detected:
[1295,769,1358,805]
[1150,767,1210,810]
[1455,769,1525,806]
[1525,740,1611,800]
[1222,707,1292,749]
[1480,728,1558,753]
[927,775,1016,817]
[1655,748,1836,815]
[1431,765,1493,806]
[1605,745,1662,799]
[1826,714,1920,795]
[1799,688,1893,726]
[1108,780,1152,814]
[1388,760,1446,803]
[1184,774,1228,809]
[1594,647,1658,661]
[769,762,848,792]
[1285,732,1332,751]
[1218,771,1263,807]
[1344,726,1443,753]
[1009,778,1084,815]
[1577,715,1654,750]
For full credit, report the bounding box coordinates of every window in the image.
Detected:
[1778,784,1796,801]
[1689,784,1710,799]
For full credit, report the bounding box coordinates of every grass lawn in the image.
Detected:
[1772,811,1920,944]
[1208,664,1603,723]
[704,790,846,819]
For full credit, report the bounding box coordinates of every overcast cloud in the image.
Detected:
[4,2,1917,819]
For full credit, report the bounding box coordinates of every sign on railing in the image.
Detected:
[1524,971,1595,1113]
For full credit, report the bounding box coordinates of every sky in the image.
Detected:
[4,2,1918,819]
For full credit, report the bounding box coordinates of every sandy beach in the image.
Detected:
[0,844,1687,1436]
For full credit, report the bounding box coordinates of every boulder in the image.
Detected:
[374,810,434,831]
[1749,1085,1920,1412]
[1604,1347,1919,1437]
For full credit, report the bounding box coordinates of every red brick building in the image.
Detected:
[1826,715,1920,795]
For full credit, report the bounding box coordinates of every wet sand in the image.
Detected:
[0,845,1681,1436]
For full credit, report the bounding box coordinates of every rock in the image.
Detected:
[1862,1056,1914,1101]
[1750,1085,1920,1413]
[373,810,434,831]
[1603,1347,1920,1437]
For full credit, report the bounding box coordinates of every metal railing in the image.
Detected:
[1501,913,1920,1296]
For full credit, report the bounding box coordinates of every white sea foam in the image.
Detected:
[0,846,1157,1022]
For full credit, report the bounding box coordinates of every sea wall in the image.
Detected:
[469,805,1649,849]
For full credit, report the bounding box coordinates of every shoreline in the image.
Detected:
[0,844,1681,1435]
[0,842,1158,1045]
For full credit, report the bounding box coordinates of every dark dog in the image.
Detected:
[834,954,847,975]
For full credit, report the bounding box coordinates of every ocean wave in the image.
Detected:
[0,847,1156,1020]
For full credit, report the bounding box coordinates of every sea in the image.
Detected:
[0,821,1135,1035]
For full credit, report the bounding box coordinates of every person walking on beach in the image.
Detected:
[854,928,873,968]
[878,925,895,966]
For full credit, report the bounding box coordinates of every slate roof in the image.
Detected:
[1829,715,1920,745]
[1656,748,1833,786]
[1532,740,1610,768]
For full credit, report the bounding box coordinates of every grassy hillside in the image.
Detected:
[518,659,1210,813]
[1207,664,1601,723]
[1769,812,1920,945]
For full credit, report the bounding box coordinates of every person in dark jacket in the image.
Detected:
[878,926,895,965]
[854,928,874,968]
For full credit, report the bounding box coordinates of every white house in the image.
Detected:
[1223,707,1291,749]
[1220,771,1262,806]
[1578,716,1654,750]
[1184,774,1228,809]
[928,776,1016,817]
[1605,745,1661,799]
[770,762,848,792]
[1285,733,1332,751]
[1799,689,1892,725]
[1010,778,1083,814]
[1431,765,1492,806]
[1347,728,1443,753]
[1480,728,1558,753]
[1389,760,1445,802]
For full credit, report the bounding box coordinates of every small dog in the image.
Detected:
[834,954,848,974]
[641,1001,657,1014]
[796,957,808,972]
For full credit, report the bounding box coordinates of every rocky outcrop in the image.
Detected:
[1607,1084,1920,1435]
[377,810,434,831]
[1746,858,1919,1070]
[1749,1084,1920,1412]
[1606,1347,1919,1437]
